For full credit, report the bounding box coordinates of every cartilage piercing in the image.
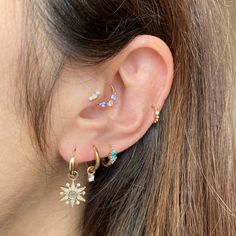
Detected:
[152,106,160,124]
[88,91,101,101]
[98,85,117,108]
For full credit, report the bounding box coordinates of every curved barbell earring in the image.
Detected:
[98,85,117,108]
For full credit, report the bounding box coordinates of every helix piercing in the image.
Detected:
[87,145,101,182]
[152,106,160,124]
[102,146,118,167]
[98,85,117,108]
[59,148,86,207]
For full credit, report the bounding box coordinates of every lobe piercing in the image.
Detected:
[60,148,86,207]
[102,146,118,167]
[98,85,117,108]
[152,106,160,124]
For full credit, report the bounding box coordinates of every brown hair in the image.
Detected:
[19,0,235,235]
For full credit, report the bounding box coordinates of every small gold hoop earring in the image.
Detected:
[60,148,86,207]
[87,145,101,182]
[152,106,160,124]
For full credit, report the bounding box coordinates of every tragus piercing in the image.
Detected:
[98,85,117,108]
[152,106,160,124]
[88,90,101,101]
[102,146,118,167]
[87,145,101,182]
[60,148,86,207]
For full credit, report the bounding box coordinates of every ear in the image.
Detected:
[56,35,174,164]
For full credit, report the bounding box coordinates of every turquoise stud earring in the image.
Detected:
[102,146,118,167]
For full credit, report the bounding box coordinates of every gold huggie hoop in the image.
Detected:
[152,106,160,124]
[68,148,77,178]
[87,145,101,182]
[60,148,86,207]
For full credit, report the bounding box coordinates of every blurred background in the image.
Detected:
[230,1,236,40]
[229,1,235,132]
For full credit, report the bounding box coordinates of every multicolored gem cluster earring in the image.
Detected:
[102,146,118,167]
[60,149,86,207]
[98,85,117,108]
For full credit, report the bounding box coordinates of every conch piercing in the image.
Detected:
[98,85,117,108]
[102,146,118,167]
[60,148,86,207]
[152,106,160,124]
[87,145,101,182]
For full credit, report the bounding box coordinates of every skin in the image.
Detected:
[0,2,173,236]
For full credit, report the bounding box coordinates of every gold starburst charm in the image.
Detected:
[60,150,86,207]
[60,180,86,207]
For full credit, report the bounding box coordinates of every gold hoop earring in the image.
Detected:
[87,145,101,182]
[60,148,86,207]
[102,146,118,167]
[152,106,160,124]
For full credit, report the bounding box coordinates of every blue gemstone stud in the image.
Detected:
[98,85,117,108]
[110,148,117,164]
[102,146,118,167]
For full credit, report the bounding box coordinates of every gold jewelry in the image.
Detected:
[102,145,118,167]
[88,90,101,101]
[87,145,101,182]
[152,106,160,124]
[98,85,117,107]
[60,148,86,207]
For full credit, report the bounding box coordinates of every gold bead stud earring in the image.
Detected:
[60,148,86,207]
[87,145,101,182]
[152,106,160,124]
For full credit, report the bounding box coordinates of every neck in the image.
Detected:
[1,158,87,236]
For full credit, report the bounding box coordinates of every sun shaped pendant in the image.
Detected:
[60,179,86,207]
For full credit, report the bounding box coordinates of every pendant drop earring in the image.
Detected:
[60,148,86,207]
[87,145,101,182]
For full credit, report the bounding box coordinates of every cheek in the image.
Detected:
[0,1,35,217]
[0,1,24,152]
[0,1,24,114]
[0,1,23,70]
